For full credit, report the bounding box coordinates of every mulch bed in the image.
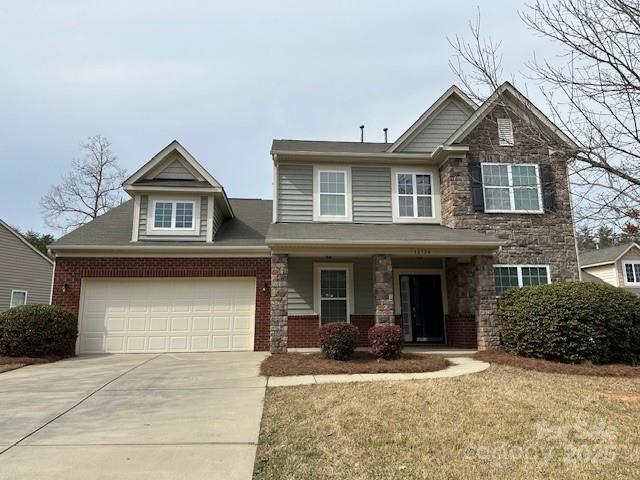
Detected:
[475,350,640,378]
[261,351,450,377]
[0,355,64,374]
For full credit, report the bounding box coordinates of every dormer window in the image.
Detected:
[152,200,196,230]
[497,118,514,146]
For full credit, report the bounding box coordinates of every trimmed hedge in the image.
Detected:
[318,322,359,361]
[0,305,78,357]
[368,324,404,359]
[499,282,640,364]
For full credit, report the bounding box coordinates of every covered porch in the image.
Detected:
[266,222,504,353]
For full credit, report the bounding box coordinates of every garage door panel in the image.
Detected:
[79,278,255,353]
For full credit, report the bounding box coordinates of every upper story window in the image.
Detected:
[481,163,543,213]
[623,262,640,285]
[152,200,195,230]
[494,265,550,294]
[313,166,352,222]
[497,118,514,146]
[391,168,439,223]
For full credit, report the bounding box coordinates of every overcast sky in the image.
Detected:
[0,0,556,235]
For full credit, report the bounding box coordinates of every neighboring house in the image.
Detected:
[50,81,580,354]
[0,219,54,311]
[579,243,640,295]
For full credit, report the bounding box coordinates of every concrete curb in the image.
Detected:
[266,357,489,387]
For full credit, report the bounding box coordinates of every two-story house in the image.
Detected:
[50,82,580,354]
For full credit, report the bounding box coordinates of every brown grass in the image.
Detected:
[260,351,450,377]
[0,355,63,374]
[254,365,640,480]
[475,350,640,377]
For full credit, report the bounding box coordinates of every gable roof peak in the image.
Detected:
[387,85,478,153]
[443,81,578,149]
[123,140,223,189]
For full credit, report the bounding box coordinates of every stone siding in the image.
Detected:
[270,253,288,353]
[440,105,580,282]
[373,254,395,324]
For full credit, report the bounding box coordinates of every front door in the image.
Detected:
[399,274,445,344]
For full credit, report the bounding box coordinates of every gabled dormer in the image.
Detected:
[123,140,233,242]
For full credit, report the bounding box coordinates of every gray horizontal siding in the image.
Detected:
[154,157,196,180]
[402,100,470,152]
[277,164,313,222]
[352,167,392,224]
[0,225,52,311]
[138,194,207,242]
[288,257,374,315]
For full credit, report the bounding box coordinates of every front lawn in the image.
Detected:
[254,365,640,479]
[261,352,449,376]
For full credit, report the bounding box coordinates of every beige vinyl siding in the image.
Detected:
[211,199,225,239]
[288,257,374,315]
[277,164,313,222]
[401,99,471,152]
[153,157,197,180]
[138,195,207,242]
[392,258,443,269]
[352,167,392,223]
[0,224,53,311]
[616,247,640,295]
[582,264,617,286]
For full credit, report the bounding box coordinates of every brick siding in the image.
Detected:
[288,314,375,348]
[51,257,272,351]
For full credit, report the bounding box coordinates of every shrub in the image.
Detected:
[368,324,404,359]
[0,305,78,357]
[318,322,360,361]
[499,282,640,364]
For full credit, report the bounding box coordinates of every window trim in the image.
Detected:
[313,263,354,325]
[146,197,200,236]
[10,290,28,308]
[313,166,352,222]
[493,264,551,294]
[481,163,544,214]
[622,261,640,286]
[391,167,440,224]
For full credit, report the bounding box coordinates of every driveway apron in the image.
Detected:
[0,352,267,480]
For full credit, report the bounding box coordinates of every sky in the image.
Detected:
[0,0,557,235]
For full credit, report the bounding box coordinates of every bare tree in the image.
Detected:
[449,1,640,234]
[41,135,127,232]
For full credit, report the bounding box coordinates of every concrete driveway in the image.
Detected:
[0,352,268,480]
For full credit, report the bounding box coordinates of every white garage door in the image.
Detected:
[79,278,256,353]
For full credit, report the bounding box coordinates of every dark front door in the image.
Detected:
[399,274,445,343]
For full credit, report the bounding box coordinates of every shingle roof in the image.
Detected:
[266,222,503,246]
[579,243,640,266]
[271,139,392,154]
[50,198,272,249]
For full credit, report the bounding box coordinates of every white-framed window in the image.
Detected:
[623,261,640,285]
[151,200,196,230]
[313,263,353,325]
[482,163,543,213]
[313,166,352,222]
[497,118,514,146]
[493,265,551,295]
[10,290,27,308]
[391,168,440,223]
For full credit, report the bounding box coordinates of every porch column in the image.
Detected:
[473,255,500,350]
[373,254,395,324]
[270,253,288,353]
